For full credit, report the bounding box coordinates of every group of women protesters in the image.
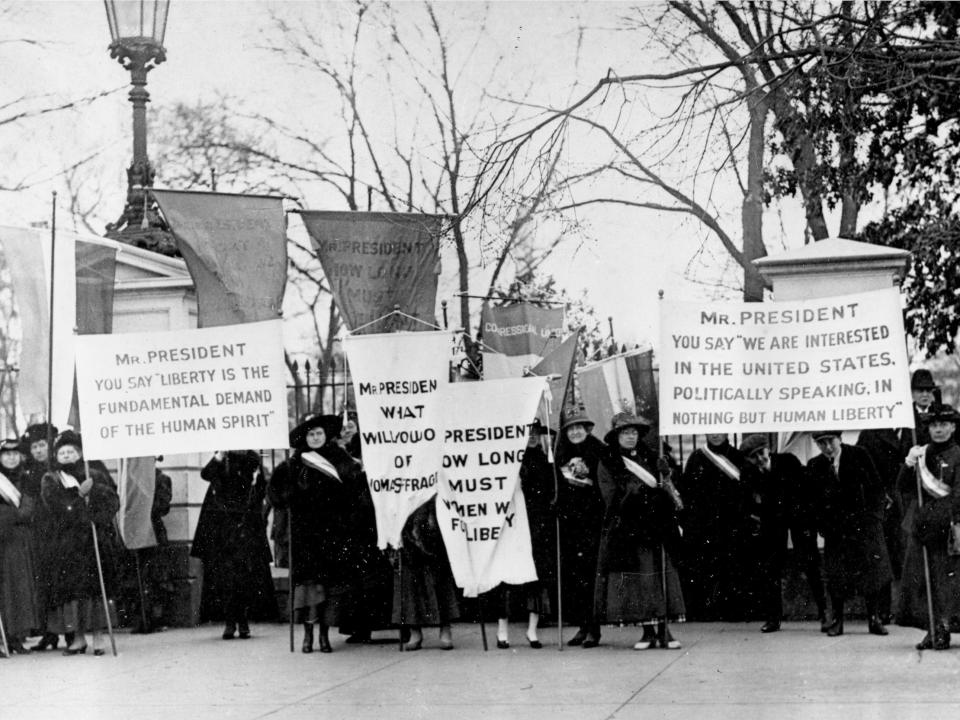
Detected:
[4,387,958,657]
[0,423,120,657]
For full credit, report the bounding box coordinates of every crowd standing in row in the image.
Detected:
[2,368,958,656]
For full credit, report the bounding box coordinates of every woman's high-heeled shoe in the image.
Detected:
[302,623,314,654]
[222,623,237,640]
[93,648,106,656]
[526,633,542,649]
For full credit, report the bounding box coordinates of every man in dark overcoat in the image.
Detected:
[808,429,892,637]
[739,435,826,633]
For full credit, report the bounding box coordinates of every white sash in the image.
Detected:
[0,474,21,508]
[623,455,659,488]
[301,451,341,482]
[701,446,741,481]
[918,446,951,499]
[58,471,80,489]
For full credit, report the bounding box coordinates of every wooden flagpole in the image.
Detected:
[911,427,938,646]
[83,459,117,657]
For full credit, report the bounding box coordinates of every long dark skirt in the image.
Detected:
[392,553,460,627]
[897,537,960,630]
[596,547,685,625]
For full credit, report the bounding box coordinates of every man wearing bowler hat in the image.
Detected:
[808,429,892,637]
[911,369,939,445]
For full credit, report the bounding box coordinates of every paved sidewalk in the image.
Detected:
[4,621,960,719]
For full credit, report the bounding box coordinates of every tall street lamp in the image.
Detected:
[103,0,176,255]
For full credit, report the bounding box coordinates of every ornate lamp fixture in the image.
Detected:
[103,0,176,254]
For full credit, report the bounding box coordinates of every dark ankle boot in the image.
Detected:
[825,606,844,637]
[868,615,888,636]
[222,622,237,640]
[318,624,332,653]
[302,623,314,653]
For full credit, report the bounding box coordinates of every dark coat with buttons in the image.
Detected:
[808,444,892,597]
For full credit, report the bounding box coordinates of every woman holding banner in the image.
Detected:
[39,431,119,656]
[555,407,606,647]
[0,437,41,655]
[269,414,380,653]
[192,450,275,640]
[493,418,556,649]
[595,413,685,650]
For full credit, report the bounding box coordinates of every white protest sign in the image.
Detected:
[659,287,914,434]
[344,330,451,550]
[75,320,289,458]
[436,376,546,597]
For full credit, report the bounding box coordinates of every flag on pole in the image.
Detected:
[0,226,120,427]
[151,190,287,328]
[529,328,582,432]
[480,302,564,379]
[300,211,442,333]
[67,239,119,429]
[578,347,659,451]
[117,456,157,550]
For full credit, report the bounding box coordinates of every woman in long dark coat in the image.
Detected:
[595,413,685,649]
[393,497,460,650]
[191,450,275,639]
[897,404,960,650]
[0,438,40,654]
[676,434,751,620]
[493,418,556,649]
[808,429,892,637]
[555,407,605,647]
[39,430,120,656]
[269,414,381,653]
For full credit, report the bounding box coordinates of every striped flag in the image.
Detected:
[577,348,659,449]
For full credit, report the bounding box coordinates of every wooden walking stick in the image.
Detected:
[0,608,9,657]
[84,460,117,657]
[911,428,938,646]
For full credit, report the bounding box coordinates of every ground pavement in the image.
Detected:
[3,621,960,720]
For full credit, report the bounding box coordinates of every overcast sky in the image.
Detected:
[1,0,821,351]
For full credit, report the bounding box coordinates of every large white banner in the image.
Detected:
[344,330,451,550]
[75,320,289,458]
[437,377,547,597]
[659,288,914,434]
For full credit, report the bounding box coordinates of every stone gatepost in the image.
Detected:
[754,237,910,620]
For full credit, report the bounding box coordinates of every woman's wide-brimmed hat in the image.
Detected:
[603,411,652,445]
[289,413,343,448]
[561,406,594,432]
[0,437,24,454]
[53,429,83,454]
[739,433,769,457]
[926,403,960,425]
[911,369,938,390]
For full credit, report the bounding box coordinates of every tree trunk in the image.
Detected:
[742,101,768,302]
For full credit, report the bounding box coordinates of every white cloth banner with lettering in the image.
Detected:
[75,320,289,458]
[659,287,913,434]
[344,330,451,550]
[437,376,547,597]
